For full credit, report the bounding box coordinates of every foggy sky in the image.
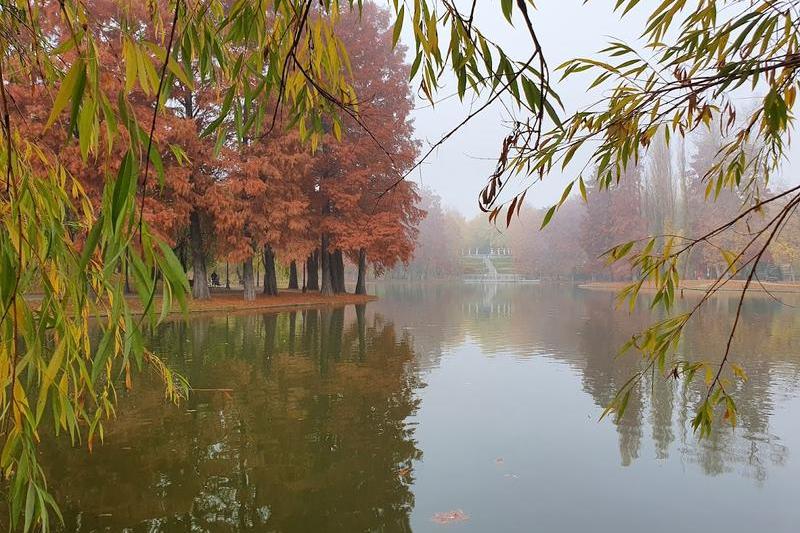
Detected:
[403,1,800,217]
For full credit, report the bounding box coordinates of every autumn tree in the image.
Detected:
[8,1,199,249]
[246,129,315,297]
[401,188,465,280]
[311,3,422,295]
[507,199,587,281]
[642,137,678,238]
[0,0,560,528]
[169,67,228,300]
[15,0,800,527]
[683,128,747,279]
[581,168,647,281]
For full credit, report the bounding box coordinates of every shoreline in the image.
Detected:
[578,280,800,294]
[129,289,377,317]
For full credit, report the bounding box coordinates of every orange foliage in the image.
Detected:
[13,0,425,279]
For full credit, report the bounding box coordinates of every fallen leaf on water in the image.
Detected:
[431,509,469,525]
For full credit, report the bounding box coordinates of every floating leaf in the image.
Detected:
[432,510,469,525]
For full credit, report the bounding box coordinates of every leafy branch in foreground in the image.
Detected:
[0,0,559,529]
[474,0,800,436]
[9,0,795,527]
[0,0,362,529]
[601,182,799,435]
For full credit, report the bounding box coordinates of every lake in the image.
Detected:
[46,284,800,532]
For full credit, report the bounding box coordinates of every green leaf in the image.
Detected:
[157,241,189,313]
[579,176,588,202]
[148,145,165,189]
[558,181,574,207]
[77,96,95,160]
[521,77,542,112]
[616,389,632,421]
[501,0,513,23]
[409,51,423,80]
[46,58,86,130]
[79,215,104,271]
[144,42,195,90]
[392,6,405,47]
[23,482,35,533]
[124,39,138,93]
[540,205,556,229]
[111,151,137,228]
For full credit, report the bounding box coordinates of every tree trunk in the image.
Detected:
[328,252,338,293]
[242,257,256,301]
[355,248,367,295]
[288,260,299,290]
[225,262,230,289]
[355,303,366,361]
[288,311,297,355]
[333,249,346,294]
[319,309,331,366]
[327,307,345,358]
[303,309,319,353]
[189,210,210,299]
[263,245,279,296]
[306,251,319,291]
[320,234,334,295]
[178,238,187,272]
[263,313,277,357]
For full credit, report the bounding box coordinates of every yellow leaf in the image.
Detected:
[731,363,748,382]
[124,39,137,93]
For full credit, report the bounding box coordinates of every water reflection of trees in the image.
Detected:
[44,306,421,532]
[39,285,800,529]
[374,283,798,479]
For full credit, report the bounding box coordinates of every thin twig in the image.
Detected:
[138,0,182,242]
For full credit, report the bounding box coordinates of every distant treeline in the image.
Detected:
[396,129,800,282]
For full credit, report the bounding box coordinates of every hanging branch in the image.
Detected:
[138,0,182,241]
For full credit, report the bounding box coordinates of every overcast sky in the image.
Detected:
[402,1,799,216]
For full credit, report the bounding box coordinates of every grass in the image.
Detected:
[457,256,520,276]
[490,257,516,274]
[459,257,487,275]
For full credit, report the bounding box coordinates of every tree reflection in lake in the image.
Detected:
[41,284,800,532]
[372,284,799,480]
[373,284,799,532]
[44,306,421,532]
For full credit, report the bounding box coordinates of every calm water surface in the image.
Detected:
[47,284,800,532]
